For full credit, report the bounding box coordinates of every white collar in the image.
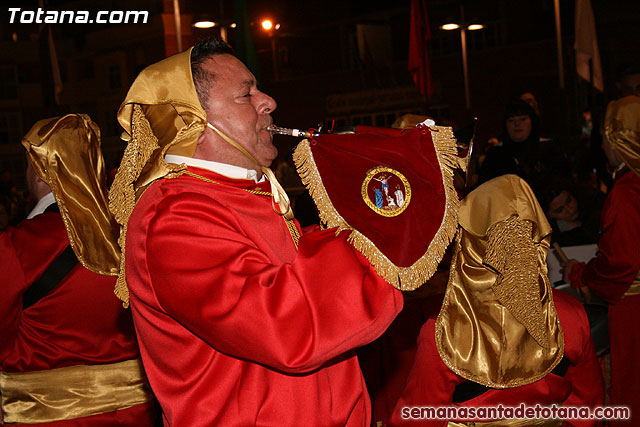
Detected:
[27,192,56,219]
[164,154,264,183]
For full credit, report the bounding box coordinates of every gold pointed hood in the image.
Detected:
[605,95,640,177]
[22,114,120,276]
[109,48,208,306]
[435,174,564,388]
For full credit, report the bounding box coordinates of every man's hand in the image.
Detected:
[561,258,580,284]
[561,258,592,303]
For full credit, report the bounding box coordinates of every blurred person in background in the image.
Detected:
[536,178,604,247]
[564,95,640,425]
[478,99,569,188]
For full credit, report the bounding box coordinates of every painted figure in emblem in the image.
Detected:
[386,196,397,208]
[374,188,384,208]
[394,185,405,207]
[373,174,392,197]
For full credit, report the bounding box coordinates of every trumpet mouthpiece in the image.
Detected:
[267,125,314,139]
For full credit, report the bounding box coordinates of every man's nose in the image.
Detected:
[258,92,277,114]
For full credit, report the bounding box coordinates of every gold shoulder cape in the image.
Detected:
[109,48,208,306]
[435,174,564,388]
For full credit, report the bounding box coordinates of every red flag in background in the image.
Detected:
[409,0,432,99]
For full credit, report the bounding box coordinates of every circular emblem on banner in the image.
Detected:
[361,166,411,217]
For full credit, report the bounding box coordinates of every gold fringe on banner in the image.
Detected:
[293,125,460,291]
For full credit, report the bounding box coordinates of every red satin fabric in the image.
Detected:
[580,168,640,425]
[125,166,403,426]
[385,290,603,426]
[310,126,446,267]
[0,211,157,425]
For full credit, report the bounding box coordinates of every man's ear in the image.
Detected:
[196,130,207,146]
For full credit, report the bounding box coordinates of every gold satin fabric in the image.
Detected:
[109,46,293,306]
[605,95,640,178]
[436,174,564,388]
[448,419,562,427]
[115,48,207,197]
[22,114,120,276]
[0,359,152,424]
[624,273,640,297]
[391,113,432,128]
[109,48,207,306]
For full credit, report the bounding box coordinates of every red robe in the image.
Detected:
[0,210,157,425]
[387,290,604,426]
[579,167,640,425]
[125,166,403,426]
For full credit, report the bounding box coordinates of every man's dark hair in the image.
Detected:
[190,36,235,110]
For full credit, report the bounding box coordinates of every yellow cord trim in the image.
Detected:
[181,171,300,248]
[207,123,294,220]
[293,125,460,291]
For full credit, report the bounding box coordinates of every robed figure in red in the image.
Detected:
[0,115,157,425]
[388,175,604,426]
[565,95,640,425]
[108,37,410,426]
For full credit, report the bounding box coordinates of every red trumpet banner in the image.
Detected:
[293,124,460,291]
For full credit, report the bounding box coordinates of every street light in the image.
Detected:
[192,16,236,42]
[441,8,484,109]
[193,19,216,29]
[467,24,484,31]
[261,18,280,80]
[441,23,460,31]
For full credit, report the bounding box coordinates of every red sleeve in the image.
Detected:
[582,178,640,304]
[0,214,68,360]
[144,192,403,374]
[558,296,605,427]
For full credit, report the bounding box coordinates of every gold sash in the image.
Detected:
[624,274,640,297]
[0,358,152,424]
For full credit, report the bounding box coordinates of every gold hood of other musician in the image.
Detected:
[435,174,564,388]
[605,95,640,178]
[22,114,120,276]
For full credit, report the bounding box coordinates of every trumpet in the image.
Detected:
[267,125,317,139]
